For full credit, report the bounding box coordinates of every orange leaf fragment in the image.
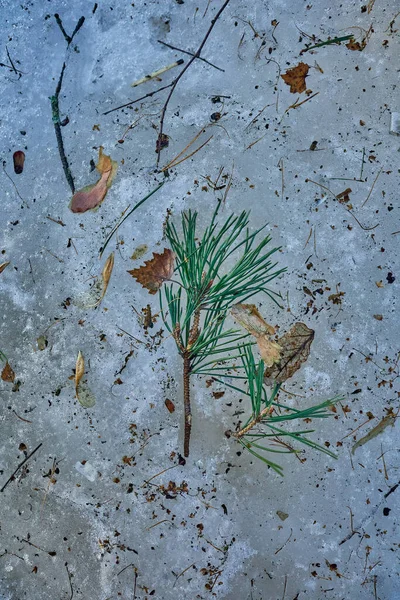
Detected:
[281,62,309,93]
[1,361,15,383]
[128,248,175,294]
[70,147,118,213]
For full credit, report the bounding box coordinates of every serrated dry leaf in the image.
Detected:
[128,248,175,294]
[1,361,15,382]
[281,62,309,93]
[74,351,96,408]
[231,304,282,367]
[70,147,118,213]
[0,262,10,274]
[264,322,315,384]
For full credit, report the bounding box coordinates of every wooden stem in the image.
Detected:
[183,353,192,457]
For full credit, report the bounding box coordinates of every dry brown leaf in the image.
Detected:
[100,252,114,300]
[165,399,175,413]
[281,62,309,94]
[1,361,15,383]
[74,252,114,309]
[75,351,85,396]
[70,147,118,213]
[264,322,315,384]
[128,248,175,294]
[74,351,95,408]
[231,304,282,367]
[0,262,10,274]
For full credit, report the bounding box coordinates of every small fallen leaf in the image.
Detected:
[75,351,85,396]
[373,314,383,321]
[1,361,15,383]
[74,351,95,408]
[264,322,315,384]
[352,412,396,454]
[74,252,114,309]
[281,62,309,94]
[128,248,175,294]
[276,511,289,521]
[70,147,118,213]
[131,244,148,260]
[376,281,384,288]
[165,399,175,413]
[37,335,48,351]
[0,261,10,274]
[231,304,281,367]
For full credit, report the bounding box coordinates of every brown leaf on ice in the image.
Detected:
[70,147,118,213]
[0,262,10,274]
[281,62,309,93]
[74,351,95,408]
[165,399,175,413]
[264,322,315,384]
[1,361,15,383]
[231,304,281,367]
[75,351,85,396]
[128,248,175,294]
[74,252,114,309]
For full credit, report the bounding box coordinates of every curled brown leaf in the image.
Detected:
[281,62,309,93]
[70,147,118,213]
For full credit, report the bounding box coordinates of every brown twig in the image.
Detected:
[156,0,231,167]
[0,443,42,493]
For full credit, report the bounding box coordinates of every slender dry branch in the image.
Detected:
[156,0,231,166]
[157,39,225,72]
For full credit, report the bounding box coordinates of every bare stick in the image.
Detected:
[156,0,232,166]
[1,443,42,493]
[157,39,224,72]
[103,82,173,115]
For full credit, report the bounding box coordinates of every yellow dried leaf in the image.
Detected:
[231,304,282,367]
[0,261,10,274]
[100,252,114,301]
[75,351,85,397]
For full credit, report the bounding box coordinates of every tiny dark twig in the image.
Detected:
[54,14,85,47]
[51,14,85,194]
[51,62,75,193]
[157,39,225,72]
[5,46,21,76]
[156,0,231,166]
[1,443,42,493]
[103,82,173,116]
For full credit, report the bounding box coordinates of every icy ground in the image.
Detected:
[0,1,399,599]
